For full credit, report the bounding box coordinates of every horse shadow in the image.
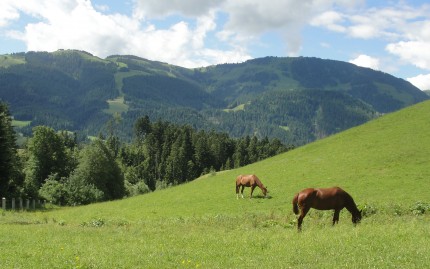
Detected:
[253,195,273,199]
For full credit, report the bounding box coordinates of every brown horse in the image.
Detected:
[235,174,268,199]
[292,187,361,231]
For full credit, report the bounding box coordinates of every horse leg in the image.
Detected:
[297,206,310,231]
[250,185,256,198]
[332,209,340,225]
[240,186,245,199]
[236,185,240,199]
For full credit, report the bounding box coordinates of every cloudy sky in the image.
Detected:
[1,0,430,90]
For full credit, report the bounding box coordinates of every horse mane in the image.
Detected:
[343,191,360,215]
[254,176,261,184]
[253,175,265,188]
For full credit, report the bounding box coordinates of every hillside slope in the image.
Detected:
[42,100,430,223]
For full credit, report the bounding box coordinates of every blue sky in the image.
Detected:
[1,0,430,90]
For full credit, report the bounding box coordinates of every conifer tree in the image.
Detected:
[0,102,20,197]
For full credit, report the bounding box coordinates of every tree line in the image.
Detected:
[0,102,292,205]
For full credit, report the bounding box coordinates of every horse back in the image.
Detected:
[299,187,347,210]
[315,187,348,209]
[297,188,317,204]
[316,187,344,198]
[236,174,257,186]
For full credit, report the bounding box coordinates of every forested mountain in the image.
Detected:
[0,50,427,146]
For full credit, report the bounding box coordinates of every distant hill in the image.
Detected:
[192,57,426,113]
[0,50,427,145]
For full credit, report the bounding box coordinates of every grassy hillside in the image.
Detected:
[1,100,430,268]
[40,99,430,221]
[0,54,26,67]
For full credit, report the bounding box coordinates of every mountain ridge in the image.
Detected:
[0,50,427,145]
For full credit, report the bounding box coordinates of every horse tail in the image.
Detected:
[292,193,299,215]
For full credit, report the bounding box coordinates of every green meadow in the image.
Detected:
[0,54,26,68]
[1,101,430,268]
[12,120,31,128]
[103,96,129,115]
[223,102,247,112]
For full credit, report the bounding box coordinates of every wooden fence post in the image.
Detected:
[26,199,30,210]
[12,198,15,210]
[2,197,5,210]
[19,198,23,210]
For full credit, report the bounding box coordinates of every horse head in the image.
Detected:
[352,210,362,224]
[262,186,268,197]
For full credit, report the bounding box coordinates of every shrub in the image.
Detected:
[410,202,430,216]
[38,174,66,205]
[63,176,104,205]
[358,203,378,217]
[80,218,105,228]
[124,180,151,196]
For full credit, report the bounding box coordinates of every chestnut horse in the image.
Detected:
[292,187,361,231]
[235,174,268,199]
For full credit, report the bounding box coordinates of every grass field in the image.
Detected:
[223,103,247,112]
[12,120,31,128]
[103,96,129,115]
[0,54,26,67]
[1,100,430,268]
[114,70,148,94]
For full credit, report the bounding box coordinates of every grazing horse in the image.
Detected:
[292,187,362,231]
[235,174,268,199]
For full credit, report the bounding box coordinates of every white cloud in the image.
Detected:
[14,1,141,57]
[348,24,379,39]
[1,0,430,72]
[133,0,362,57]
[311,2,430,77]
[349,54,380,70]
[94,4,110,12]
[407,74,430,91]
[0,0,251,68]
[126,10,251,67]
[386,41,430,70]
[310,11,346,33]
[318,5,430,41]
[383,15,430,72]
[220,0,361,56]
[0,0,20,27]
[132,0,222,19]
